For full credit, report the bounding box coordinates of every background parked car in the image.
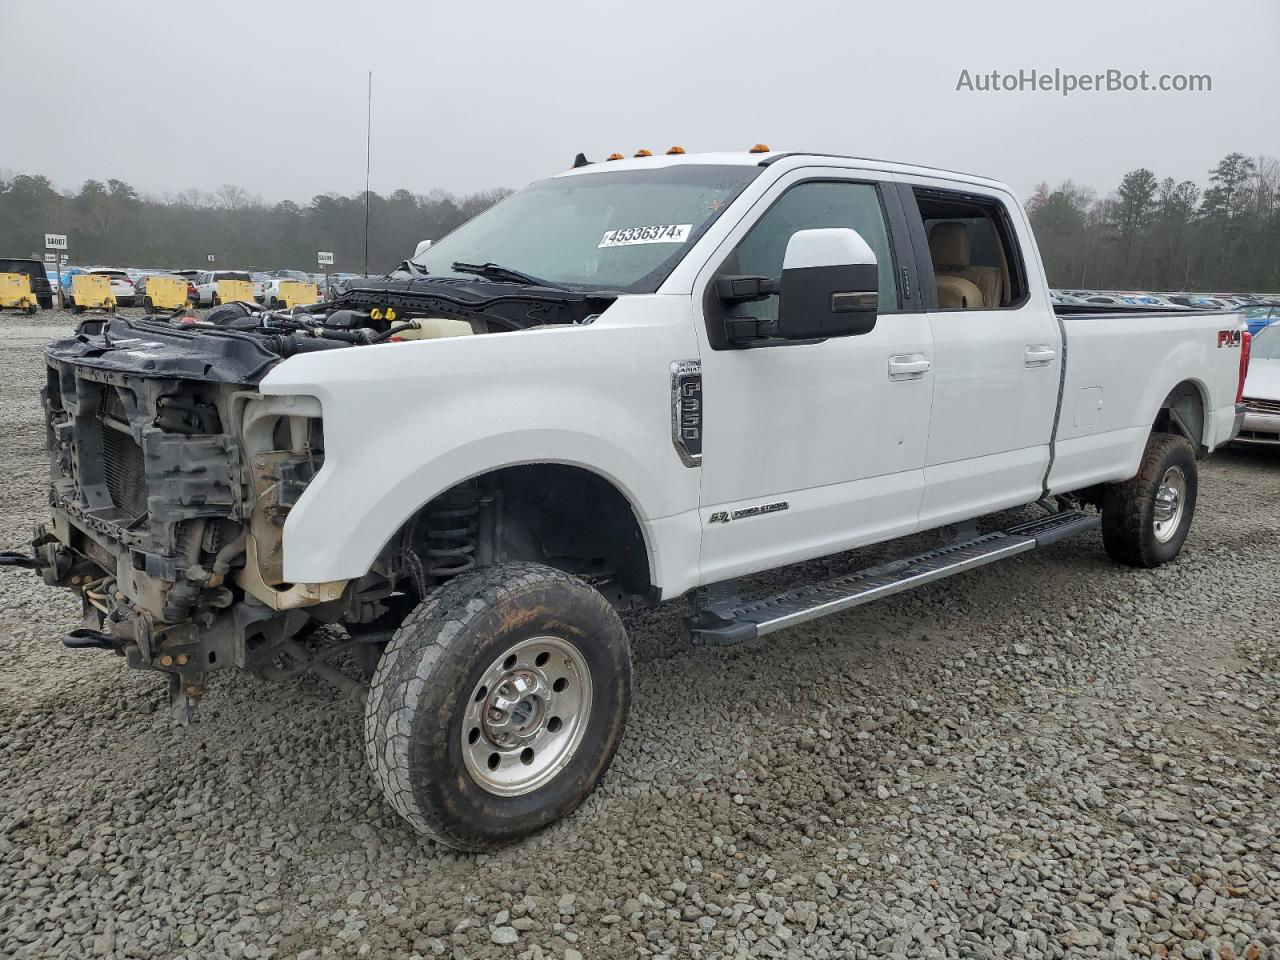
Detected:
[135,273,194,310]
[1115,293,1188,309]
[259,271,308,307]
[43,263,61,300]
[192,270,253,306]
[83,268,137,307]
[1243,304,1280,336]
[251,272,271,303]
[1238,322,1280,445]
[1168,295,1230,309]
[0,258,55,309]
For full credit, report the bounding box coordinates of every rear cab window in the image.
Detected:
[902,185,1029,312]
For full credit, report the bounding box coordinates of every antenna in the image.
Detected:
[364,70,372,276]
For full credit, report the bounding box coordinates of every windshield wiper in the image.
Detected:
[396,259,428,278]
[451,261,569,291]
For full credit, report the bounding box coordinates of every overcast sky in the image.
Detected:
[3,0,1276,204]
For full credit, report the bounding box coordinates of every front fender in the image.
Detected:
[258,299,702,586]
[281,427,664,584]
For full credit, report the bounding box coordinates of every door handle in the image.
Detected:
[888,354,931,380]
[1024,345,1056,367]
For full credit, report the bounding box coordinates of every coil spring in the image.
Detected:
[424,499,479,578]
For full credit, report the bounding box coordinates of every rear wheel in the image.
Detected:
[364,562,631,850]
[1102,432,1197,568]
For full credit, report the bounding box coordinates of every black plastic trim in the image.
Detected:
[894,183,939,312]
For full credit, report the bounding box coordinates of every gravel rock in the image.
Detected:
[1,312,1278,959]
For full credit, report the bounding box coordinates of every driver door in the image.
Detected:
[691,171,935,584]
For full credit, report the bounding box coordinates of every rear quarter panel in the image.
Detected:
[1048,310,1244,494]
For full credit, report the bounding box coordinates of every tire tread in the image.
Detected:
[1101,432,1196,568]
[364,562,625,850]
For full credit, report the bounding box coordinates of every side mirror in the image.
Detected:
[714,228,880,345]
[413,239,433,258]
[776,227,879,339]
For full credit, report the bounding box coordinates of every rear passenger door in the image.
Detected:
[897,180,1061,528]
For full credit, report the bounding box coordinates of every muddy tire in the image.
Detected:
[1102,432,1197,568]
[364,562,631,850]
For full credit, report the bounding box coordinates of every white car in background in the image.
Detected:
[261,270,315,308]
[251,272,272,303]
[1238,323,1280,445]
[192,270,253,306]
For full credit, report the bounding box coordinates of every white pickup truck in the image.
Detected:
[11,148,1249,850]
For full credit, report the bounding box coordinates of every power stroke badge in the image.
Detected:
[708,501,790,524]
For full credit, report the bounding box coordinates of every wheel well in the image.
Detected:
[1154,381,1207,456]
[396,464,654,604]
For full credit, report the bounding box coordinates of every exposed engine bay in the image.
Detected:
[23,278,619,720]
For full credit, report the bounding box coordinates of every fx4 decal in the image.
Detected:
[1217,329,1243,348]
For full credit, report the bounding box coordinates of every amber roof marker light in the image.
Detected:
[748,143,771,154]
[666,146,686,155]
[633,149,653,157]
[606,153,624,161]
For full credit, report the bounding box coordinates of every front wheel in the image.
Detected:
[1102,432,1198,568]
[364,562,631,851]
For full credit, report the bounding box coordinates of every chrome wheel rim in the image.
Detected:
[461,636,592,797]
[1152,465,1187,543]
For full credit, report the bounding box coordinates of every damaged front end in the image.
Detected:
[30,318,347,720]
[17,279,611,720]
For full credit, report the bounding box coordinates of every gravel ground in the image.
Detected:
[1,310,1278,960]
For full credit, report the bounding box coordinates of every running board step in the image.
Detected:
[689,510,1100,645]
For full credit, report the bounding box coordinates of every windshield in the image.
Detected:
[1252,323,1280,360]
[410,164,761,293]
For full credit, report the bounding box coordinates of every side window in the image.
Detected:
[728,181,899,324]
[910,188,1027,310]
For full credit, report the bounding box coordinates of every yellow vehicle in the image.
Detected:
[69,274,116,313]
[141,275,190,311]
[214,278,254,305]
[0,273,39,314]
[277,280,319,309]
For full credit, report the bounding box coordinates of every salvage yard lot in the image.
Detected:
[1,313,1278,960]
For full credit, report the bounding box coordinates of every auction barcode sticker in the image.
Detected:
[599,224,693,248]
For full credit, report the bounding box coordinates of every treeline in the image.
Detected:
[3,152,1279,291]
[0,175,511,273]
[1027,152,1280,292]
